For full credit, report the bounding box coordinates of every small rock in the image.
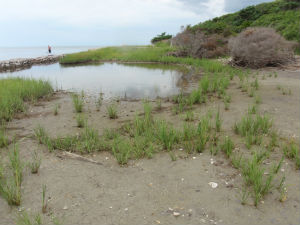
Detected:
[192,157,196,159]
[63,206,68,210]
[208,182,218,188]
[124,208,128,211]
[173,212,180,217]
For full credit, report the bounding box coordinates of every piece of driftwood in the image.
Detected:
[56,151,103,165]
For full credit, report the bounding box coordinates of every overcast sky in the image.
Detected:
[0,0,273,47]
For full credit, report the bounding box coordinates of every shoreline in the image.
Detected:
[0,54,63,72]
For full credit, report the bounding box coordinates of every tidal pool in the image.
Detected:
[0,62,189,99]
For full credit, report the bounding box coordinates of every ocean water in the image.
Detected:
[0,46,100,61]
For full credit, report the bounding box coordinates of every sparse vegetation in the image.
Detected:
[282,142,300,169]
[16,211,42,225]
[72,93,84,113]
[76,114,86,128]
[107,104,118,119]
[42,184,48,213]
[53,104,59,116]
[28,150,41,174]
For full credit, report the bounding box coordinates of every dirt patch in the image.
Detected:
[0,63,299,225]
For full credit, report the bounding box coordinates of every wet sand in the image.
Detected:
[0,62,299,225]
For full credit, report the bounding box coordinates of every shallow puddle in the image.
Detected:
[0,62,188,99]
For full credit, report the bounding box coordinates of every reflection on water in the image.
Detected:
[0,62,188,99]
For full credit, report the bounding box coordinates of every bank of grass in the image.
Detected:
[0,78,53,122]
[60,45,239,74]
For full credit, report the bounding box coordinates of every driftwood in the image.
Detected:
[56,151,103,165]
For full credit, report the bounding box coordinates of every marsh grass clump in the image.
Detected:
[16,211,42,225]
[185,110,195,121]
[76,114,87,128]
[240,186,251,205]
[241,153,275,206]
[155,120,179,151]
[169,151,177,161]
[267,131,279,151]
[282,142,300,169]
[0,128,8,148]
[221,136,234,158]
[248,104,258,115]
[111,138,132,165]
[72,93,84,113]
[234,114,272,137]
[215,109,222,132]
[42,184,47,213]
[53,103,59,116]
[245,133,262,149]
[182,123,197,141]
[248,88,255,97]
[36,124,106,154]
[195,116,211,153]
[251,78,259,90]
[231,153,244,169]
[254,95,262,104]
[155,98,162,110]
[223,94,231,110]
[104,128,120,140]
[107,104,118,119]
[34,125,53,151]
[273,157,284,174]
[0,145,23,206]
[28,150,41,174]
[95,93,103,111]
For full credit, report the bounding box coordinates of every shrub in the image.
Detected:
[229,27,295,68]
[172,28,227,58]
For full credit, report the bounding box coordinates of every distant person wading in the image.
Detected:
[48,45,52,54]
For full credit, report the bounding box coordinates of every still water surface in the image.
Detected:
[0,62,187,99]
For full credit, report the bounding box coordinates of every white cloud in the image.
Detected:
[0,0,225,27]
[0,0,228,46]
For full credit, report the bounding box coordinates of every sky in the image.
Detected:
[0,0,273,47]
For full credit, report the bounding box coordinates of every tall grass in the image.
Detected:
[107,104,118,119]
[0,128,8,148]
[241,153,275,206]
[283,142,300,169]
[72,93,84,113]
[0,78,53,122]
[0,144,23,206]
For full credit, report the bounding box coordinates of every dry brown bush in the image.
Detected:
[171,27,227,58]
[228,27,295,68]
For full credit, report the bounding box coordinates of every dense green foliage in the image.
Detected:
[191,0,300,41]
[151,32,172,43]
[0,78,53,122]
